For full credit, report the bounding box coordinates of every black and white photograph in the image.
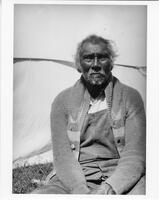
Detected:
[1,0,159,199]
[13,3,146,195]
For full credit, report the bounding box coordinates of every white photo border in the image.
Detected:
[1,1,159,200]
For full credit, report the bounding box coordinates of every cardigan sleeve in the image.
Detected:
[106,87,146,194]
[50,91,90,194]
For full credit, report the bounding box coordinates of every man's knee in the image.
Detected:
[128,175,146,195]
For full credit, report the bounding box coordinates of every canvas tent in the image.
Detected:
[13,60,146,168]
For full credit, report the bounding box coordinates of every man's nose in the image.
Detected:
[92,57,101,71]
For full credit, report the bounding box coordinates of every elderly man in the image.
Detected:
[33,35,146,194]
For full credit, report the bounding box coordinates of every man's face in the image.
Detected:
[79,42,112,86]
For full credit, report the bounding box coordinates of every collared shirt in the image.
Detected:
[88,92,108,114]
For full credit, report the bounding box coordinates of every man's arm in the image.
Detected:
[105,87,146,194]
[50,91,90,194]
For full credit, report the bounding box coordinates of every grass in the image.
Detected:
[12,162,53,194]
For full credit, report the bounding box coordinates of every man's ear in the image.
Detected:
[77,65,82,73]
[109,60,114,71]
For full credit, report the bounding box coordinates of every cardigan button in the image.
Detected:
[112,120,117,128]
[71,144,76,150]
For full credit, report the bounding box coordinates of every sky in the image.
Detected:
[14,4,147,66]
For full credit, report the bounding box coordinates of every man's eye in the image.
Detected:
[100,58,107,62]
[99,57,109,63]
[83,58,92,63]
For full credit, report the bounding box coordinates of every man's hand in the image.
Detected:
[89,182,116,194]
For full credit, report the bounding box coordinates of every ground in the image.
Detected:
[12,162,53,194]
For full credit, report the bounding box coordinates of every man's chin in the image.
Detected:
[89,79,104,86]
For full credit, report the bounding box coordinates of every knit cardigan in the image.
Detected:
[50,76,146,194]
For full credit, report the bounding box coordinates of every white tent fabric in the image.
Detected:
[13,61,146,168]
[13,62,80,167]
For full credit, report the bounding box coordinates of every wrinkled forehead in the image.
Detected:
[80,42,109,56]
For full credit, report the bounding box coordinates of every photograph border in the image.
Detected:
[1,1,159,200]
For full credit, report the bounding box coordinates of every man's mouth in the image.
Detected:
[90,73,105,77]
